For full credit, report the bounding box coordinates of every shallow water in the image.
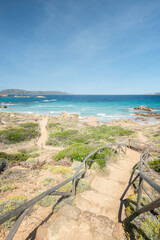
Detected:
[0,95,160,122]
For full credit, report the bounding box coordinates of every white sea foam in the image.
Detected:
[43,99,56,102]
[97,113,107,116]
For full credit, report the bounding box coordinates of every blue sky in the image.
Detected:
[0,0,160,94]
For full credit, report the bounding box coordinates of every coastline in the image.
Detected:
[0,94,160,123]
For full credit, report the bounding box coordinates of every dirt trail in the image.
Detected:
[37,114,63,151]
[75,148,140,238]
[137,131,148,143]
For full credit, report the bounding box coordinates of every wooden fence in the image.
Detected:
[0,139,159,240]
[121,139,160,235]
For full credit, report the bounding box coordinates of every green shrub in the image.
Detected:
[53,144,112,168]
[0,123,39,144]
[20,122,38,129]
[53,144,82,161]
[42,177,54,186]
[0,184,16,192]
[0,152,38,162]
[87,125,133,141]
[124,194,159,240]
[149,159,160,172]
[0,195,27,229]
[37,195,56,207]
[43,165,74,178]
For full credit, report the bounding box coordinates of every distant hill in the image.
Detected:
[146,93,160,95]
[0,89,71,95]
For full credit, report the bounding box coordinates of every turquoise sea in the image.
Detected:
[0,95,160,122]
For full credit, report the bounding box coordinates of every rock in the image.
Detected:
[80,116,99,126]
[0,105,7,108]
[133,105,152,111]
[112,223,125,240]
[61,111,71,118]
[36,205,117,240]
[134,112,160,118]
[55,205,81,221]
[135,117,147,121]
[0,94,8,97]
[36,223,50,240]
[0,160,7,173]
[71,114,79,119]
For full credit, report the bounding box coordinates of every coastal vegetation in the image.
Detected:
[0,196,27,230]
[0,152,39,162]
[149,158,160,172]
[47,118,134,146]
[124,194,160,239]
[0,122,39,144]
[53,143,113,169]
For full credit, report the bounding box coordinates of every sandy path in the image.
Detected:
[74,148,141,239]
[37,114,63,151]
[37,114,49,148]
[137,131,148,143]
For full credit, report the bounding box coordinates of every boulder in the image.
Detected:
[133,105,152,111]
[135,112,160,118]
[0,105,7,108]
[135,117,147,121]
[61,111,71,118]
[80,116,99,126]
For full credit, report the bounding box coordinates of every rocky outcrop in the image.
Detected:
[35,205,120,240]
[60,111,79,120]
[80,116,99,126]
[135,117,147,121]
[134,105,152,111]
[135,112,160,118]
[0,94,8,97]
[0,105,7,108]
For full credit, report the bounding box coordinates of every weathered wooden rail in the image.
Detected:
[121,139,160,232]
[1,139,159,239]
[0,142,125,240]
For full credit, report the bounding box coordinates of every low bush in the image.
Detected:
[87,125,133,141]
[53,143,112,168]
[0,184,16,192]
[0,195,27,229]
[124,194,159,239]
[43,165,74,178]
[0,123,39,144]
[37,195,56,207]
[149,158,160,172]
[0,152,38,162]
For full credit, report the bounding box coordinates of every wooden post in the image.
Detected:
[128,139,131,148]
[72,179,76,195]
[136,177,143,210]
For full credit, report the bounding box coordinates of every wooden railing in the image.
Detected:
[1,139,159,240]
[0,142,125,240]
[121,139,160,228]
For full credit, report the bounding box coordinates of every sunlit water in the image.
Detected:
[0,95,160,122]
